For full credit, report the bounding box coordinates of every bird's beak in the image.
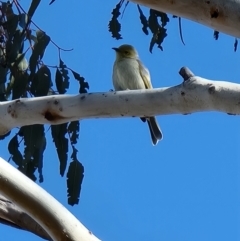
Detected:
[112,47,120,52]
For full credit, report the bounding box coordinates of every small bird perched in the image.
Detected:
[112,44,163,145]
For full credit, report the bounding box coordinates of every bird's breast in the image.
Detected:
[113,58,146,90]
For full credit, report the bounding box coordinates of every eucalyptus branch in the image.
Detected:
[0,157,101,241]
[130,0,240,38]
[0,67,239,135]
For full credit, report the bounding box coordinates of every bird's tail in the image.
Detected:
[147,117,163,145]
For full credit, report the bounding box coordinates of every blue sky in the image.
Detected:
[1,1,240,241]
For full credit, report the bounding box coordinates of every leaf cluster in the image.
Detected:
[109,0,169,52]
[1,0,87,205]
[109,0,238,52]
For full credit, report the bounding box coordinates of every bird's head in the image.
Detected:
[112,44,139,60]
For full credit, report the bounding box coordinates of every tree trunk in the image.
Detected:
[129,0,240,38]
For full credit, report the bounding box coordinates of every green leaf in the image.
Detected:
[155,11,169,27]
[33,65,52,97]
[55,68,65,94]
[11,72,29,99]
[28,65,52,96]
[68,121,79,145]
[9,53,29,99]
[28,0,41,19]
[23,161,37,182]
[149,29,167,53]
[29,52,38,77]
[1,2,8,14]
[6,28,25,64]
[18,13,29,29]
[33,133,46,183]
[30,34,37,43]
[0,65,8,87]
[11,53,28,71]
[148,9,159,34]
[5,14,19,38]
[59,59,70,91]
[3,2,14,20]
[30,72,38,96]
[29,31,50,78]
[70,69,89,93]
[8,135,23,166]
[137,5,148,35]
[36,30,51,59]
[17,56,28,71]
[19,125,42,159]
[51,124,68,176]
[108,0,124,40]
[14,29,25,50]
[10,30,25,61]
[36,31,51,59]
[148,9,168,52]
[67,158,84,206]
[18,125,46,181]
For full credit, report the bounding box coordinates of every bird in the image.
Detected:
[112,44,163,145]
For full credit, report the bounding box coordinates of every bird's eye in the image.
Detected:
[124,51,129,55]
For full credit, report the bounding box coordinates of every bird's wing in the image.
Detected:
[137,60,153,89]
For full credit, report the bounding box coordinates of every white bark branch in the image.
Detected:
[0,67,239,135]
[129,0,240,38]
[0,157,101,241]
[0,194,52,240]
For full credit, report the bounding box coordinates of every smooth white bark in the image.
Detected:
[0,75,240,135]
[0,157,101,241]
[0,194,51,240]
[130,0,240,38]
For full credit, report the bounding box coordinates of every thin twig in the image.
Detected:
[13,0,73,52]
